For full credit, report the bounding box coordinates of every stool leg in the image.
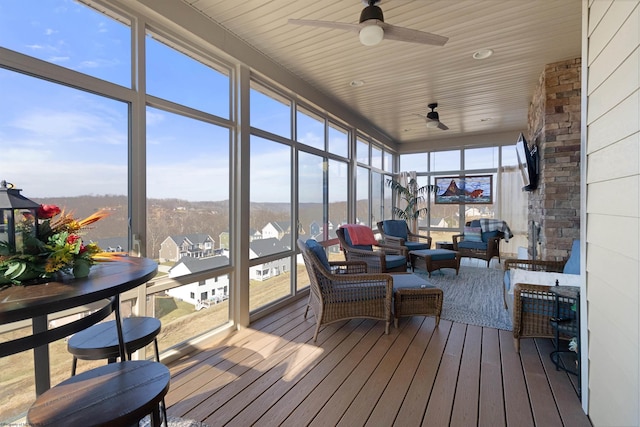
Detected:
[154,338,168,427]
[71,357,78,376]
[150,403,162,427]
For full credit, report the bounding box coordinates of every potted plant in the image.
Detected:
[385,177,437,233]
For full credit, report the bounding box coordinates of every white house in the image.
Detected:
[166,256,229,308]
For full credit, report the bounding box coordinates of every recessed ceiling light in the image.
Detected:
[480,117,492,122]
[472,49,494,60]
[349,80,365,87]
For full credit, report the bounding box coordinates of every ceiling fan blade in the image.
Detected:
[382,23,448,46]
[288,19,360,34]
[437,122,450,131]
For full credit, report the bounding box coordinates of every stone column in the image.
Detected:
[527,58,581,260]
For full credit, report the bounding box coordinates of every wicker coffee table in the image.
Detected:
[410,248,461,277]
[391,273,443,328]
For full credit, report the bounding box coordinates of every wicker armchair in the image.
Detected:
[336,226,407,273]
[376,220,432,254]
[452,220,503,267]
[512,282,575,352]
[507,240,581,352]
[502,258,564,309]
[297,239,393,342]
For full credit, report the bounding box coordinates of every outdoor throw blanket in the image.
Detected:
[479,219,514,242]
[341,224,378,246]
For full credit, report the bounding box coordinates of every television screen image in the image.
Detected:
[516,132,538,191]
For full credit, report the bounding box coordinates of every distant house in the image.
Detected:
[93,236,128,253]
[249,238,289,281]
[166,255,229,308]
[261,221,290,240]
[250,228,262,241]
[159,233,215,263]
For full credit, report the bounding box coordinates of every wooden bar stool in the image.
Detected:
[27,360,170,427]
[67,316,166,424]
[67,316,162,374]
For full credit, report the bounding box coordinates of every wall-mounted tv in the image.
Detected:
[515,132,539,191]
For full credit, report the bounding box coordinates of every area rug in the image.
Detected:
[139,416,211,427]
[415,265,512,331]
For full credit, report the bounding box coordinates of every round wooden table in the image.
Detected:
[0,257,158,395]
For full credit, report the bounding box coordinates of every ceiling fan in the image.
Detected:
[288,0,448,47]
[418,103,449,130]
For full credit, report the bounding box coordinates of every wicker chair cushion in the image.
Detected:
[563,239,580,274]
[382,220,408,240]
[509,269,581,295]
[410,249,457,261]
[385,254,409,270]
[404,241,431,251]
[305,239,331,271]
[390,273,434,291]
[463,226,483,242]
[458,240,487,250]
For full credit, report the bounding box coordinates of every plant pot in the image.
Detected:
[73,260,92,279]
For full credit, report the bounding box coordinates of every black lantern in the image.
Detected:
[0,180,40,253]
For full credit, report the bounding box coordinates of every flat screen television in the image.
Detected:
[515,132,539,191]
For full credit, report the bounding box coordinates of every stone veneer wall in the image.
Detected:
[526,58,581,260]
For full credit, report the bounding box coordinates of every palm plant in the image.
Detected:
[386,178,437,233]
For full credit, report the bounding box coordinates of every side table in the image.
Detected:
[549,285,580,397]
[436,241,454,250]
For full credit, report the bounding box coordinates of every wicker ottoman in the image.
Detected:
[410,249,461,277]
[391,273,443,328]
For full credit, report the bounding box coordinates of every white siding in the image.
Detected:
[586,1,640,425]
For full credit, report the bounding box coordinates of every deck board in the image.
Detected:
[499,329,535,427]
[479,328,506,426]
[450,324,482,426]
[165,299,591,426]
[387,320,452,427]
[423,321,466,426]
[366,317,438,426]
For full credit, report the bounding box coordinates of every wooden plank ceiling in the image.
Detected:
[180,0,582,147]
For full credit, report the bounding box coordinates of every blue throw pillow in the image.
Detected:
[482,230,499,243]
[305,239,331,271]
[464,226,483,242]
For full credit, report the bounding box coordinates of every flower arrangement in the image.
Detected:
[0,204,119,286]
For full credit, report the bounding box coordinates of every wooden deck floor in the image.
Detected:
[164,297,591,426]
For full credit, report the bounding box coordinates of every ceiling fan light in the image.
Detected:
[359,24,384,46]
[426,120,440,128]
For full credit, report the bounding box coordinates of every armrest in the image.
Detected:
[381,235,406,246]
[487,235,501,251]
[406,232,432,246]
[375,244,406,257]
